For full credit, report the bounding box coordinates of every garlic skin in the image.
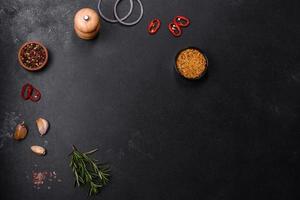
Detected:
[31,145,46,156]
[36,118,49,136]
[14,122,28,140]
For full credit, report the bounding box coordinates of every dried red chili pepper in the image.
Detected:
[168,22,182,37]
[148,19,161,35]
[174,16,190,27]
[21,83,41,102]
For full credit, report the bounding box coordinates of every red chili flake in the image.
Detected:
[148,18,161,35]
[174,16,190,27]
[168,22,182,37]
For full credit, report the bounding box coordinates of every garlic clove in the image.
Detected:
[36,118,49,136]
[31,145,46,156]
[14,122,28,140]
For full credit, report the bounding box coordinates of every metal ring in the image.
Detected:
[114,0,143,26]
[98,0,133,23]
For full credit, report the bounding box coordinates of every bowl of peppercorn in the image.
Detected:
[18,41,48,72]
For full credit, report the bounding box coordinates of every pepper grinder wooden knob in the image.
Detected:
[74,8,101,40]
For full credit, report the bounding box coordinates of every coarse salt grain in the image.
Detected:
[32,171,46,186]
[32,170,62,189]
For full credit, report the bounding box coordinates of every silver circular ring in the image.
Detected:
[98,0,133,23]
[114,0,143,26]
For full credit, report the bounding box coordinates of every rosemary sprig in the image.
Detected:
[69,145,110,196]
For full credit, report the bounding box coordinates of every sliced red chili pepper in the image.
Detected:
[148,18,161,35]
[168,22,182,37]
[21,83,33,100]
[21,83,41,102]
[30,88,41,102]
[174,16,190,27]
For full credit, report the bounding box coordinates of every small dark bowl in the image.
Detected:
[18,41,48,72]
[175,47,208,80]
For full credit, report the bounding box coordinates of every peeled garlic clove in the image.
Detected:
[36,118,49,136]
[31,145,46,156]
[14,122,28,140]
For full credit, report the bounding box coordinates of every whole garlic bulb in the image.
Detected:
[14,122,28,140]
[36,118,49,136]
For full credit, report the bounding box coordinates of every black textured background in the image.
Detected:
[0,0,299,199]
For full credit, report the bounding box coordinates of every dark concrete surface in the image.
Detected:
[0,0,299,199]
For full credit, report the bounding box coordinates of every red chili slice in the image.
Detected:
[21,83,33,100]
[148,19,161,35]
[168,22,182,37]
[174,16,190,27]
[21,83,41,102]
[30,88,41,102]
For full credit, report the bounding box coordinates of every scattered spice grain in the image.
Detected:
[176,48,207,79]
[32,170,62,190]
[32,171,47,186]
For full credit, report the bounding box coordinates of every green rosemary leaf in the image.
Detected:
[74,170,80,187]
[78,175,85,184]
[84,148,98,155]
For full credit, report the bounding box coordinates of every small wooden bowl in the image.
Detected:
[175,47,208,80]
[18,41,48,71]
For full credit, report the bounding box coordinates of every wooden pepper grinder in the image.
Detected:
[74,8,101,40]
